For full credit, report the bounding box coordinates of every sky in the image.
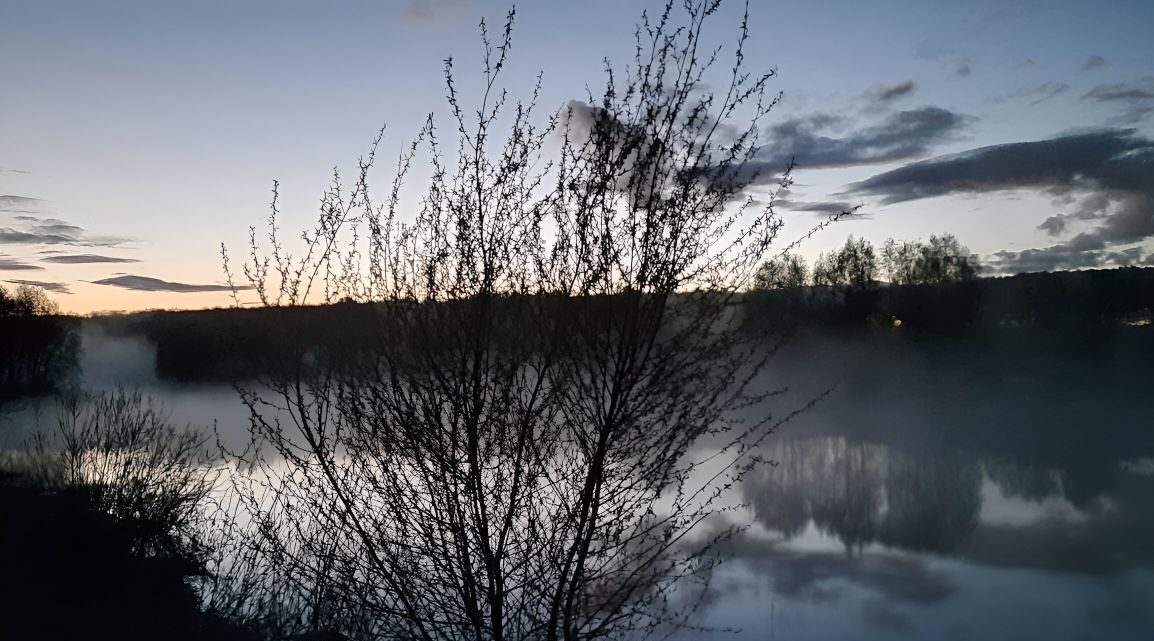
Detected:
[2,0,1152,314]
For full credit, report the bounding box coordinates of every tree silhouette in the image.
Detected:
[0,285,78,408]
[217,2,815,640]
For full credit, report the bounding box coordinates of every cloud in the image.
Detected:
[867,81,916,104]
[4,279,71,294]
[41,254,140,264]
[717,533,956,606]
[0,213,128,247]
[91,274,251,293]
[955,61,973,78]
[849,129,1153,204]
[989,244,1149,273]
[0,168,31,176]
[1081,55,1107,72]
[401,0,467,23]
[0,195,45,213]
[995,81,1069,105]
[1082,78,1154,124]
[1017,58,1039,71]
[759,106,972,172]
[776,198,862,217]
[848,129,1154,272]
[1082,77,1154,103]
[0,255,44,271]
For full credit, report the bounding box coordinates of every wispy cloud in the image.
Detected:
[4,279,72,294]
[776,198,863,217]
[401,0,468,23]
[41,254,140,264]
[1083,77,1154,103]
[0,168,31,176]
[0,213,129,247]
[0,195,45,213]
[0,254,44,271]
[1082,77,1154,124]
[995,81,1069,105]
[1080,55,1107,72]
[756,106,972,172]
[865,81,916,104]
[91,274,251,293]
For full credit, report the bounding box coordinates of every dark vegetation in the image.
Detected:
[0,389,256,641]
[0,283,79,407]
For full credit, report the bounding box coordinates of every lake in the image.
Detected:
[677,329,1154,641]
[5,324,1151,640]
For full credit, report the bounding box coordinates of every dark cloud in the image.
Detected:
[0,195,44,213]
[0,255,44,271]
[4,279,71,294]
[955,62,973,78]
[41,254,140,264]
[989,244,1149,273]
[759,106,972,172]
[1017,58,1039,71]
[0,229,78,244]
[849,129,1154,272]
[776,198,862,217]
[1081,55,1107,72]
[91,274,251,293]
[867,81,916,104]
[849,129,1153,205]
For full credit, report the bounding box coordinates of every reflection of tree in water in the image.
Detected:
[879,451,980,552]
[745,437,981,554]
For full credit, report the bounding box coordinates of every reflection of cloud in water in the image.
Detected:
[718,531,955,605]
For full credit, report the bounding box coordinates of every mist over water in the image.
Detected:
[1,323,253,451]
[5,320,1152,640]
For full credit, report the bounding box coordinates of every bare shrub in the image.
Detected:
[218,2,833,639]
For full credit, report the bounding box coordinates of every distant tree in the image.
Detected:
[882,234,978,286]
[0,283,60,317]
[753,253,809,290]
[813,236,877,290]
[0,285,77,407]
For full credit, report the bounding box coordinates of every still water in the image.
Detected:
[7,326,1151,640]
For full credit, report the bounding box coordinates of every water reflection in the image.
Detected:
[746,438,981,554]
[683,434,1154,640]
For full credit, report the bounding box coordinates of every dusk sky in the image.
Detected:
[2,0,1152,314]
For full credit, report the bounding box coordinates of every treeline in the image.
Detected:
[746,235,1154,334]
[92,299,382,383]
[88,263,1154,387]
